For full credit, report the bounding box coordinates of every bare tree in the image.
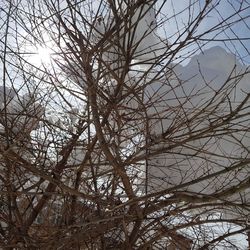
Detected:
[0,0,250,249]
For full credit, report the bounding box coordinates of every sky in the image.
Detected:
[157,0,250,65]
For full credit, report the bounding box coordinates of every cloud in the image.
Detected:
[146,46,250,213]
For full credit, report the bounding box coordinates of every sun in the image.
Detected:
[37,46,52,63]
[29,45,53,66]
